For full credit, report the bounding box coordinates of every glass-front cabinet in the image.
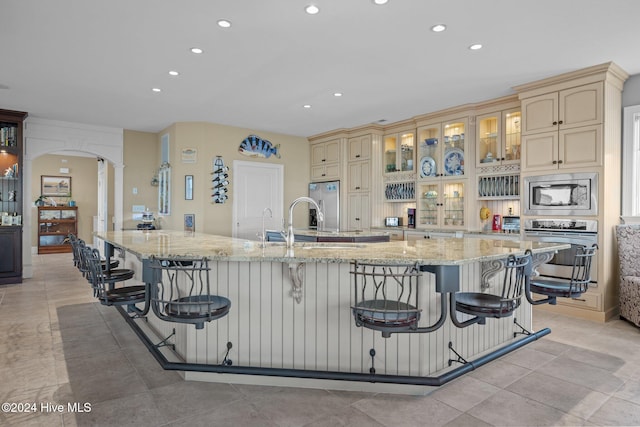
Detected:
[383,131,415,174]
[417,118,467,179]
[417,180,466,228]
[476,109,521,167]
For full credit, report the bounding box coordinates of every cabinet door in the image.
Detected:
[476,113,500,166]
[503,109,522,164]
[348,193,369,230]
[311,164,340,181]
[348,135,371,161]
[311,143,326,166]
[522,131,558,171]
[521,92,558,135]
[348,161,370,192]
[0,227,21,282]
[559,124,602,169]
[325,139,340,163]
[559,82,603,130]
[442,120,466,177]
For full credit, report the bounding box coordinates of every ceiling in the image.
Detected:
[2,0,640,138]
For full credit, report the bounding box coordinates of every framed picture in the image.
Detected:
[1,215,12,226]
[185,175,193,200]
[184,214,195,232]
[41,175,71,197]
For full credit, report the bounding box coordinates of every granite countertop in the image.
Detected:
[268,229,390,238]
[95,230,569,266]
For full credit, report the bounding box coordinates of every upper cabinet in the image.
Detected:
[348,135,371,161]
[310,138,340,181]
[520,82,603,172]
[417,118,468,179]
[476,109,521,167]
[383,131,415,174]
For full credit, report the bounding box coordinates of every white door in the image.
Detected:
[95,158,108,248]
[233,161,284,240]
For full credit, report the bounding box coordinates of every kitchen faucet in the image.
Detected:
[257,207,273,248]
[283,197,324,248]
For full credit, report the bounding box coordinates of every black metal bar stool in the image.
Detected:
[71,235,119,277]
[450,253,530,328]
[148,257,231,329]
[83,247,149,315]
[350,261,449,338]
[525,244,598,306]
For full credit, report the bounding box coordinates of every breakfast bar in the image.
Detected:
[96,230,568,393]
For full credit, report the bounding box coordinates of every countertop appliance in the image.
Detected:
[501,216,520,233]
[524,172,598,216]
[309,180,340,231]
[385,217,403,227]
[524,218,598,284]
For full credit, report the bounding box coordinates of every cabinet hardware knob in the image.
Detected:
[355,186,360,190]
[355,217,360,221]
[558,160,563,164]
[552,160,558,164]
[355,154,360,158]
[552,121,558,125]
[322,159,326,162]
[321,173,326,176]
[501,157,505,161]
[558,120,563,124]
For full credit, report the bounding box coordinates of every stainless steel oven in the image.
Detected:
[524,172,598,216]
[524,219,598,285]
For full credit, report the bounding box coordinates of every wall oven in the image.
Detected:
[524,172,598,216]
[524,219,598,285]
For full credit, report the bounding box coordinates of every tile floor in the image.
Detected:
[1,253,640,426]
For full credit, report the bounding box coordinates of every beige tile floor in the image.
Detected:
[2,252,640,426]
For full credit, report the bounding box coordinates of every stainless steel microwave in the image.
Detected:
[523,172,598,216]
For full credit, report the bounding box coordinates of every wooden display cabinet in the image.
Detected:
[37,206,77,254]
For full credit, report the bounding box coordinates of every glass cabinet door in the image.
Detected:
[477,114,499,165]
[418,182,439,226]
[383,135,397,173]
[442,181,465,227]
[383,131,415,174]
[442,120,466,177]
[503,110,521,163]
[399,132,415,172]
[417,124,441,179]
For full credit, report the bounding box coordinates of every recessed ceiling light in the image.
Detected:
[190,47,203,54]
[217,19,231,28]
[373,0,388,5]
[305,5,319,14]
[168,71,179,76]
[152,88,161,92]
[431,24,446,32]
[334,92,343,97]
[469,43,483,50]
[303,104,312,109]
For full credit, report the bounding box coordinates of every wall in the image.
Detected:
[122,130,159,229]
[622,73,640,107]
[30,154,106,246]
[155,122,309,236]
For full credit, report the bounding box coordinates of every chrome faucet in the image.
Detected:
[257,207,273,248]
[283,197,324,248]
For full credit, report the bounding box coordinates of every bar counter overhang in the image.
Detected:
[95,230,568,394]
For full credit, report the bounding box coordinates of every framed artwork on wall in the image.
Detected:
[41,175,71,197]
[184,214,195,232]
[185,175,193,200]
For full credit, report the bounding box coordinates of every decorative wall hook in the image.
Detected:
[212,156,229,204]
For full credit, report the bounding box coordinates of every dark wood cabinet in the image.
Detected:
[38,206,78,254]
[0,108,27,284]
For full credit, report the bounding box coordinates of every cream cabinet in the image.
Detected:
[348,135,371,161]
[476,109,521,167]
[347,193,370,230]
[416,180,467,229]
[521,82,603,134]
[310,138,340,181]
[348,161,370,192]
[521,82,603,172]
[416,118,467,179]
[383,131,415,174]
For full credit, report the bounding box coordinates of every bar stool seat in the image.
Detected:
[352,300,420,329]
[454,292,519,317]
[164,295,231,320]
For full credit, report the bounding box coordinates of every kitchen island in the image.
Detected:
[96,230,567,394]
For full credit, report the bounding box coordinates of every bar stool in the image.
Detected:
[148,257,231,329]
[525,244,597,306]
[450,253,530,328]
[83,247,149,314]
[71,235,119,277]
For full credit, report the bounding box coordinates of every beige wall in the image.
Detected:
[122,130,159,229]
[156,122,310,236]
[31,154,111,246]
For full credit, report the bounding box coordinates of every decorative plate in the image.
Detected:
[419,156,436,178]
[444,148,464,176]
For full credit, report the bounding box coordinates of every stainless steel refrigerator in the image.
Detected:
[308,181,340,231]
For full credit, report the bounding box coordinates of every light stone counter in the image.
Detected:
[95,229,566,266]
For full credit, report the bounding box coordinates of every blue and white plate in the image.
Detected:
[419,156,436,178]
[444,148,464,175]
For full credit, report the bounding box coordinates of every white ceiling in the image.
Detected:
[2,0,640,138]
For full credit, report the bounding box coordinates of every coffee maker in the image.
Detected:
[407,208,416,228]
